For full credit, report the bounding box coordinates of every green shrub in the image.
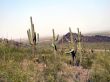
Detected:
[90,51,110,82]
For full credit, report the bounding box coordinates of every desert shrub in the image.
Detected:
[0,60,28,82]
[90,51,110,82]
[0,41,110,82]
[43,53,65,82]
[0,43,32,62]
[75,49,95,69]
[81,50,95,69]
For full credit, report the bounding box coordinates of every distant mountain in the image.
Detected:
[84,31,110,37]
[58,32,110,43]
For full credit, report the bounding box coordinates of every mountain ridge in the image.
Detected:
[58,32,110,44]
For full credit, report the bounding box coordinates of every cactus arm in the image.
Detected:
[65,52,71,54]
[65,49,74,54]
[51,43,55,48]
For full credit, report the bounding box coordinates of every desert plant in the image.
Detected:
[90,51,110,82]
[65,27,78,65]
[77,28,82,65]
[27,16,39,57]
[52,29,59,58]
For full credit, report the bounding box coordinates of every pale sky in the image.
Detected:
[0,0,110,39]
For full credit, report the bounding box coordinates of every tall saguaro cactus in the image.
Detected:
[52,29,59,58]
[77,28,82,65]
[27,16,39,57]
[65,28,79,65]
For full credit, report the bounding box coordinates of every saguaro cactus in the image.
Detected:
[77,28,82,65]
[65,27,79,65]
[52,29,59,57]
[65,28,77,64]
[27,16,39,57]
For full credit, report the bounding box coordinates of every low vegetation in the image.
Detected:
[0,40,110,82]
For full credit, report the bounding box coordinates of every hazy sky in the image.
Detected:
[0,0,110,39]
